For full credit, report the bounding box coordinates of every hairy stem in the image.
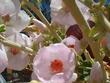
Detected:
[25,1,62,41]
[0,35,34,54]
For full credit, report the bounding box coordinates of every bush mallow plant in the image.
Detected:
[0,0,109,82]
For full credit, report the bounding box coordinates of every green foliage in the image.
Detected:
[0,24,6,32]
[78,60,92,81]
[43,27,65,46]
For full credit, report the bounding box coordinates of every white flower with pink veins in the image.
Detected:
[33,43,77,83]
[0,0,30,37]
[0,44,8,73]
[6,32,32,71]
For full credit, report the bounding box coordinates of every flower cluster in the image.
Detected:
[0,0,110,83]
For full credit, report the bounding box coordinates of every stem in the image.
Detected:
[99,0,105,7]
[25,2,62,42]
[0,35,34,54]
[84,49,94,64]
[91,3,110,33]
[89,40,107,83]
[103,15,110,32]
[22,6,35,18]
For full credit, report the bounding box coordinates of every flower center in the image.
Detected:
[10,47,20,55]
[68,45,75,48]
[2,14,10,24]
[50,59,63,73]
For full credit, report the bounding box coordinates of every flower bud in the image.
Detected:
[89,62,103,83]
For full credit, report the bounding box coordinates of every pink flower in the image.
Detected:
[62,36,81,53]
[6,33,32,71]
[0,0,30,37]
[89,62,103,83]
[5,10,30,37]
[0,44,8,73]
[33,43,77,83]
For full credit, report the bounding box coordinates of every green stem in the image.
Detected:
[22,6,35,18]
[89,40,107,83]
[84,49,94,64]
[99,0,105,7]
[103,15,110,32]
[92,4,110,33]
[0,35,34,54]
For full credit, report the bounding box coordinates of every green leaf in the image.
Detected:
[0,24,6,32]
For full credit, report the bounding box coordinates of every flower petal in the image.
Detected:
[0,44,8,73]
[5,10,30,37]
[0,0,16,16]
[12,0,20,14]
